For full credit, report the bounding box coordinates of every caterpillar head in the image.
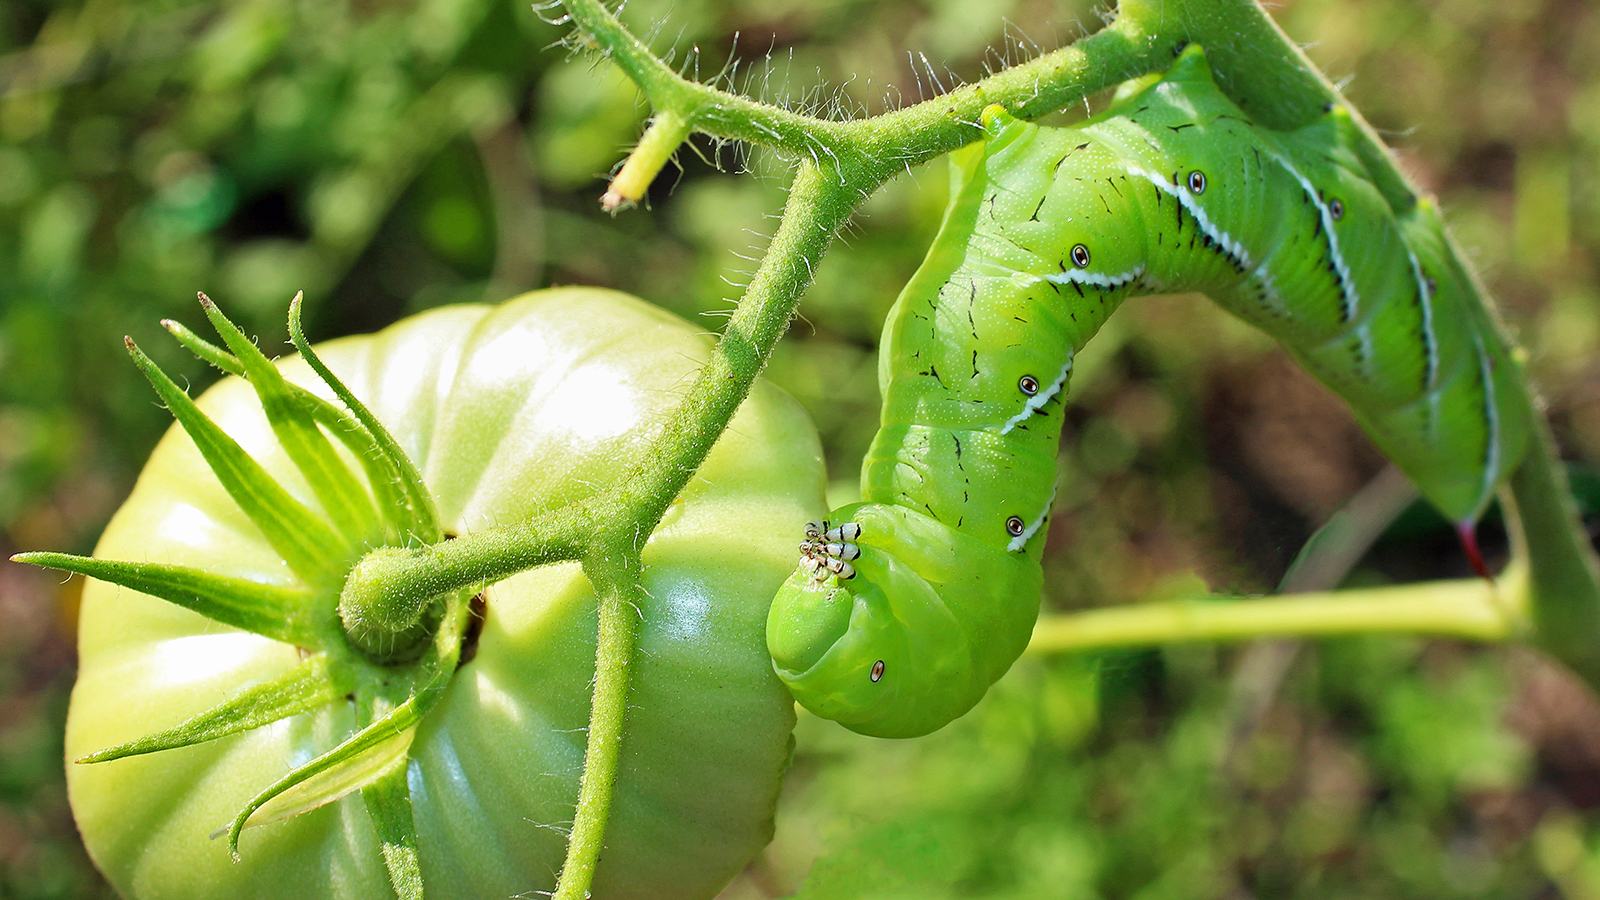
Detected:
[766,504,1042,738]
[766,537,976,738]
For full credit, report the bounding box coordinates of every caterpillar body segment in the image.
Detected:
[767,44,1529,738]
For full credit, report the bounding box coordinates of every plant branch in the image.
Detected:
[1508,410,1600,682]
[566,0,1158,191]
[1028,566,1530,654]
[337,514,589,660]
[553,557,647,900]
[601,110,690,211]
[622,159,848,530]
[344,158,850,608]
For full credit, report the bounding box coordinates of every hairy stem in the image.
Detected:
[565,0,1158,185]
[552,558,646,900]
[621,160,849,528]
[336,514,588,661]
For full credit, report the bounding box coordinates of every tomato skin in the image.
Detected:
[65,288,825,899]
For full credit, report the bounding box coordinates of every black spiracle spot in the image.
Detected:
[1018,374,1040,396]
[1070,244,1091,268]
[1187,170,1206,194]
[870,660,886,683]
[1006,515,1026,537]
[1329,198,1344,220]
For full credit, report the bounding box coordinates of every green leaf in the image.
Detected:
[200,294,382,547]
[287,293,441,545]
[220,720,418,857]
[11,551,324,646]
[362,757,425,900]
[126,336,352,587]
[76,654,345,763]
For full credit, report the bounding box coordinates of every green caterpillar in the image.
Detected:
[766,44,1532,739]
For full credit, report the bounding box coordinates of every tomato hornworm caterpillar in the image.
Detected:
[767,45,1532,738]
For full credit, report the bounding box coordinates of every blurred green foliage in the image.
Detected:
[3,0,1599,897]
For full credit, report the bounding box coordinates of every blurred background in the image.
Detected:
[2,0,1599,896]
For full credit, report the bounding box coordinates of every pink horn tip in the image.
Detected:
[1456,520,1492,581]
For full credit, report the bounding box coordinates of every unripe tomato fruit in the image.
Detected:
[64,288,825,899]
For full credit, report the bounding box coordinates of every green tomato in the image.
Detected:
[65,287,826,899]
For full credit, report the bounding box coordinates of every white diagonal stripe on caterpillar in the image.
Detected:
[1000,352,1073,435]
[1038,265,1146,290]
[1007,485,1057,553]
[1258,148,1361,324]
[1126,166,1254,269]
[1404,246,1443,436]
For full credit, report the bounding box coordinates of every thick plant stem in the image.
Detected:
[1510,407,1600,683]
[337,519,588,661]
[562,0,1157,184]
[1028,570,1528,654]
[623,160,850,530]
[553,560,646,900]
[341,162,853,607]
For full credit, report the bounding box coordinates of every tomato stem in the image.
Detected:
[335,520,589,663]
[1027,573,1528,654]
[552,558,646,899]
[338,547,450,663]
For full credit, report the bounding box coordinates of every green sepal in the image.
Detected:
[126,336,351,587]
[287,293,441,545]
[222,655,454,858]
[199,294,382,547]
[295,390,415,546]
[361,752,425,900]
[161,318,245,376]
[75,654,345,764]
[161,316,416,538]
[11,551,324,647]
[220,590,472,857]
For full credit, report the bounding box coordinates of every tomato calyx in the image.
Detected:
[13,292,472,895]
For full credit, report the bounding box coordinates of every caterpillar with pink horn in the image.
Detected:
[768,44,1529,738]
